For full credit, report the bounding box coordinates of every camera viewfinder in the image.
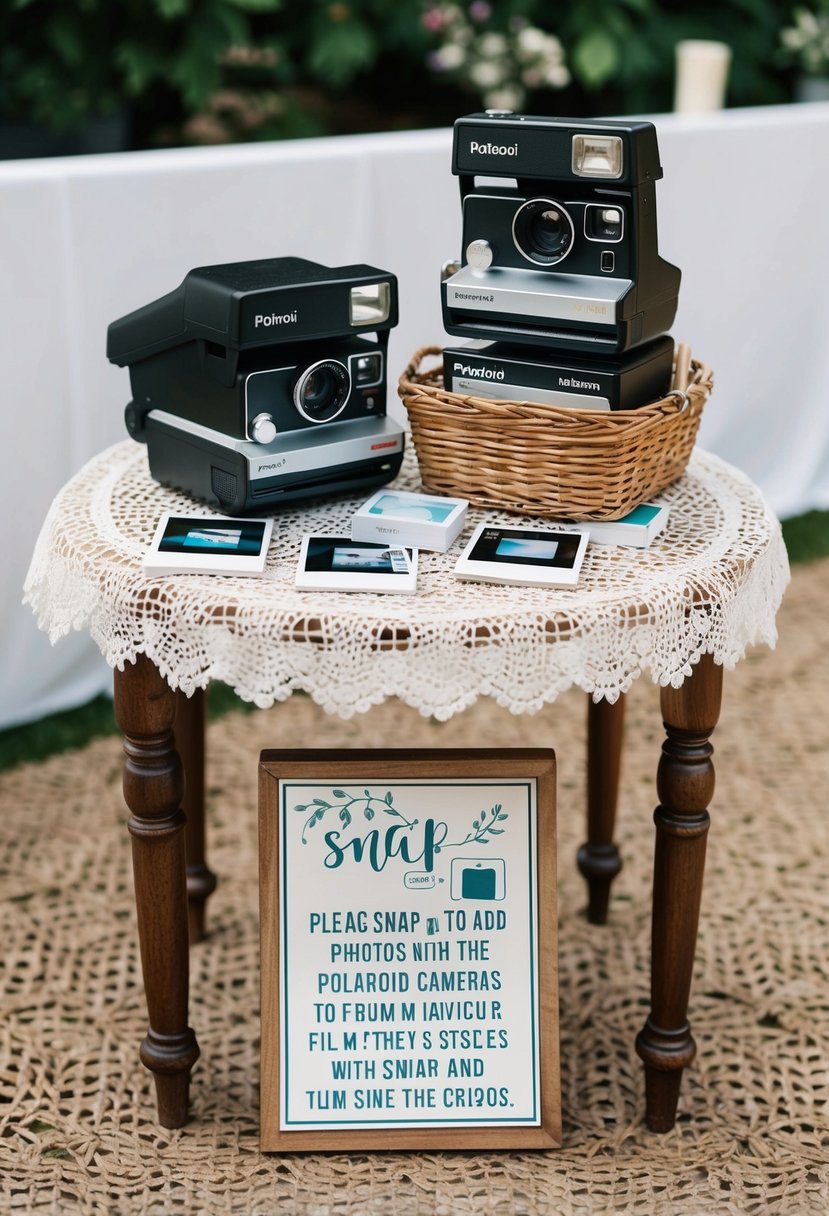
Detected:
[355,353,382,386]
[585,204,624,243]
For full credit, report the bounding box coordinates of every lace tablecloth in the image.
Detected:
[24,441,790,720]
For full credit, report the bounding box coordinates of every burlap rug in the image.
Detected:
[2,558,828,1214]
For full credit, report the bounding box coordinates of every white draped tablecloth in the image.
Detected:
[25,441,790,719]
[5,104,828,728]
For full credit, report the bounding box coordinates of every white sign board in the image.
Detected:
[259,751,560,1152]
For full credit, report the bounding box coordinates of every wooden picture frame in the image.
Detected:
[259,748,560,1152]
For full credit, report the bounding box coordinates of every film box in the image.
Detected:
[579,502,669,547]
[352,489,468,552]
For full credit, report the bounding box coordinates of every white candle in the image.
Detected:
[674,40,732,113]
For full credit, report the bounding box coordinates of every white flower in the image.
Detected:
[469,58,508,88]
[484,83,525,111]
[516,25,549,56]
[434,42,467,70]
[798,9,821,36]
[425,10,571,99]
[542,62,570,88]
[781,6,829,74]
[477,32,508,58]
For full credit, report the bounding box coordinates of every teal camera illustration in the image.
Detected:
[450,857,506,901]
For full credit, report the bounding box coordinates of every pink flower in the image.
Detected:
[469,0,491,20]
[422,8,446,30]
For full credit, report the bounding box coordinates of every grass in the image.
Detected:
[780,510,829,565]
[1,509,827,775]
[0,681,255,774]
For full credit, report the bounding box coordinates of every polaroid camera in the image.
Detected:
[442,111,680,354]
[107,258,405,512]
[441,112,681,411]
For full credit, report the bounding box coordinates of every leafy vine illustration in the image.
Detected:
[444,803,508,849]
[294,789,417,844]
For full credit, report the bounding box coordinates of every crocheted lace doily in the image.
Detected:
[24,440,790,720]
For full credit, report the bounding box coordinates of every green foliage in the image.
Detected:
[0,0,811,152]
[781,509,829,564]
[571,29,620,89]
[0,0,283,132]
[306,15,379,87]
[0,694,118,773]
[0,681,255,775]
[508,0,796,112]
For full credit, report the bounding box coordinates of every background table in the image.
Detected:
[25,441,789,1136]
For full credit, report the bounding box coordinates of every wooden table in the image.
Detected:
[25,441,790,1135]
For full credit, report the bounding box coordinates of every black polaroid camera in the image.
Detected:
[107,257,405,512]
[441,112,680,413]
[442,112,680,354]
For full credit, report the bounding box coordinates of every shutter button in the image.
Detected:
[467,239,494,271]
[250,413,277,444]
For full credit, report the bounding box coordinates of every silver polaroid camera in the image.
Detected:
[107,257,405,512]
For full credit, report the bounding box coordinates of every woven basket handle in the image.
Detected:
[400,345,443,386]
[673,342,692,393]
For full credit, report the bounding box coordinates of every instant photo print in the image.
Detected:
[107,258,405,512]
[295,536,418,593]
[143,513,274,575]
[454,523,589,588]
[351,489,469,551]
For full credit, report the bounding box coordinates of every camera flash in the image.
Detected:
[350,282,391,326]
[572,134,623,179]
[602,208,621,225]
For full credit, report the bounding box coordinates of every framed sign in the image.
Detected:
[258,748,560,1151]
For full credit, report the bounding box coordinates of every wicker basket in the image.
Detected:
[397,343,713,520]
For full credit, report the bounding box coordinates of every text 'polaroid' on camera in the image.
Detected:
[295,536,418,594]
[454,523,589,588]
[352,489,469,552]
[143,513,274,576]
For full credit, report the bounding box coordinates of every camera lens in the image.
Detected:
[293,359,351,424]
[512,197,575,267]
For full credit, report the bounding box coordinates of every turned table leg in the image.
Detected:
[173,687,216,944]
[114,655,200,1129]
[636,653,723,1132]
[578,694,625,924]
